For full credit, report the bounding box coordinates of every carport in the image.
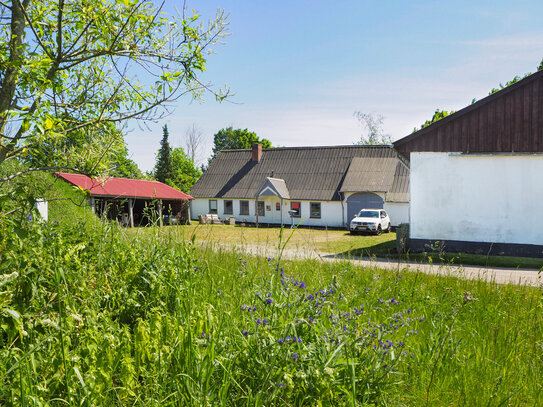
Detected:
[56,172,193,226]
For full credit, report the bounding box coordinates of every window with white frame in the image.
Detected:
[240,200,249,215]
[209,199,217,214]
[310,202,321,218]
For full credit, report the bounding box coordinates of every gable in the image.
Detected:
[394,70,543,158]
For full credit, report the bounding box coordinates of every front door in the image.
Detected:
[257,201,265,217]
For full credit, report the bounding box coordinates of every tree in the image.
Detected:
[413,109,455,132]
[154,125,173,184]
[211,127,272,158]
[109,144,143,179]
[184,124,204,165]
[22,120,142,177]
[353,112,392,145]
[0,0,229,182]
[539,58,543,71]
[169,147,202,193]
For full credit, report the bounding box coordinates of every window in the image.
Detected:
[240,200,249,215]
[276,202,281,211]
[290,201,301,217]
[310,202,321,218]
[224,200,233,214]
[209,199,217,214]
[257,201,265,217]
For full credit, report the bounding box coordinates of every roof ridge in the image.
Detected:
[219,144,393,153]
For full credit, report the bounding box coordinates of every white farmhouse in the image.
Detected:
[190,145,409,228]
[393,69,543,257]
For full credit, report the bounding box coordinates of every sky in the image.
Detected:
[124,0,543,171]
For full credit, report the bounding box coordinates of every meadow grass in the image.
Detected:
[1,217,542,405]
[139,223,543,270]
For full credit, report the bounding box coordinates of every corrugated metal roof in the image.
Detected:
[386,161,410,202]
[56,172,193,200]
[190,145,409,202]
[339,157,397,192]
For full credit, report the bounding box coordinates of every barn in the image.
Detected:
[393,69,543,257]
[189,144,409,228]
[56,172,193,226]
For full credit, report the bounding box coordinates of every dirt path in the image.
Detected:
[200,242,543,287]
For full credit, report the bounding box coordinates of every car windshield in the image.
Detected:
[358,210,379,218]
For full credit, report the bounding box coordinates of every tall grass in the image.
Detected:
[1,216,542,405]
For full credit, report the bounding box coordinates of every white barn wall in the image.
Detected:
[411,152,543,245]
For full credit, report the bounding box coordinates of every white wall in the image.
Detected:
[410,152,543,245]
[191,197,346,227]
[383,202,409,226]
[35,199,48,221]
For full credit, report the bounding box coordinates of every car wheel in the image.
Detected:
[385,223,391,233]
[375,225,382,236]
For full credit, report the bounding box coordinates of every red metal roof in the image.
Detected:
[56,172,193,200]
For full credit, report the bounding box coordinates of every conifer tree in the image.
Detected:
[154,125,173,183]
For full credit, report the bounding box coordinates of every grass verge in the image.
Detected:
[1,220,542,405]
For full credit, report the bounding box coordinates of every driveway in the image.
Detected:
[203,242,543,287]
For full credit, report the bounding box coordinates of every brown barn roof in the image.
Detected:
[394,69,543,158]
[190,145,409,202]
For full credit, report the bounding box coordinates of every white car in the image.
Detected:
[350,209,391,235]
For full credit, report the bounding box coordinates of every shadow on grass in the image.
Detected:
[337,240,543,270]
[338,240,398,259]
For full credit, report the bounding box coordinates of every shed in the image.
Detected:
[56,172,193,226]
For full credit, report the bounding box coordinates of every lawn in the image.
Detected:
[135,224,543,270]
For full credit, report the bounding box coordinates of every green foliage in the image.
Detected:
[488,73,532,95]
[109,144,144,179]
[212,127,272,158]
[153,125,173,184]
[0,0,229,179]
[1,216,542,404]
[414,109,455,132]
[23,121,143,178]
[538,58,543,71]
[168,147,202,193]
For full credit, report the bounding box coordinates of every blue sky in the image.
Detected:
[125,0,543,171]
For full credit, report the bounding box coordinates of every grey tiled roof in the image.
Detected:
[339,157,397,193]
[190,145,409,202]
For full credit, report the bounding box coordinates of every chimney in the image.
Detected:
[251,143,262,162]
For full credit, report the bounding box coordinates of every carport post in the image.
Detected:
[158,200,163,227]
[128,198,135,227]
